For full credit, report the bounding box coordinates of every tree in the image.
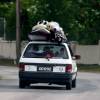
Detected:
[63,0,100,44]
[0,0,100,44]
[0,0,15,3]
[6,3,16,40]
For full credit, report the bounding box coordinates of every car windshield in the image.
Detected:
[23,43,69,59]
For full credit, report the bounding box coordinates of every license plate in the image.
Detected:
[25,65,37,71]
[53,66,65,72]
[37,66,52,72]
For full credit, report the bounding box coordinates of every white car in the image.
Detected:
[19,41,80,90]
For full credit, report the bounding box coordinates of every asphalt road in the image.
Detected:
[0,66,100,100]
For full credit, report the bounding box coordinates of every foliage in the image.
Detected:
[69,0,100,44]
[0,0,100,44]
[0,2,16,40]
[0,0,15,3]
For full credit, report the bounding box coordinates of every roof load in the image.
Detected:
[28,20,68,43]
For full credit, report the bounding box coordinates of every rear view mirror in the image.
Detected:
[72,55,81,60]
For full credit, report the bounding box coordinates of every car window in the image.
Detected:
[23,43,69,59]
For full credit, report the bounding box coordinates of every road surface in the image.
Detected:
[0,66,100,100]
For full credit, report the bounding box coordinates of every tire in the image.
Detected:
[26,82,30,87]
[72,78,76,88]
[19,79,26,88]
[66,81,72,90]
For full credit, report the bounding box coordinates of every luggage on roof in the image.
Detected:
[28,20,67,43]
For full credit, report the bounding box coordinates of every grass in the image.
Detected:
[78,64,100,73]
[0,58,16,66]
[0,76,2,80]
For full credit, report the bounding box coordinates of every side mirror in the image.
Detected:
[72,55,81,60]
